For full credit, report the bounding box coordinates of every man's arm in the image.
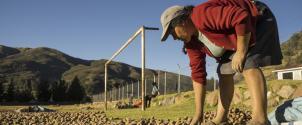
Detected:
[185,40,207,124]
[185,40,207,84]
[190,80,206,125]
[232,32,251,72]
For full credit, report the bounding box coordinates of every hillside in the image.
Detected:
[0,46,90,81]
[0,45,192,102]
[280,31,302,67]
[60,59,193,97]
[0,45,20,58]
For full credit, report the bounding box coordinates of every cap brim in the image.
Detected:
[160,23,170,42]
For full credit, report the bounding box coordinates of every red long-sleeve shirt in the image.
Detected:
[186,0,258,84]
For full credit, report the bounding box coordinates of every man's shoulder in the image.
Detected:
[185,37,204,49]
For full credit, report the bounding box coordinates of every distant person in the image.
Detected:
[151,82,160,98]
[160,0,282,125]
[144,82,160,108]
[144,95,153,108]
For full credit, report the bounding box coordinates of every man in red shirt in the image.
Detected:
[160,0,282,125]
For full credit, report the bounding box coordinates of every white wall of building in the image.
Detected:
[277,69,302,80]
[277,72,283,80]
[293,70,302,80]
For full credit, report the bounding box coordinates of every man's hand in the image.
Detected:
[232,51,246,73]
[232,32,251,73]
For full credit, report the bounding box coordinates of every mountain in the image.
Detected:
[0,45,193,100]
[0,45,90,82]
[0,45,20,58]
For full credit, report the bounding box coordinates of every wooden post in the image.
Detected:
[165,71,167,96]
[158,70,160,90]
[132,81,134,96]
[104,65,107,110]
[118,85,121,100]
[177,64,181,94]
[137,80,140,99]
[141,27,146,111]
[122,83,124,101]
[127,83,129,99]
[145,79,147,96]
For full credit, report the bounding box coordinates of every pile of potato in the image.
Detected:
[0,108,252,125]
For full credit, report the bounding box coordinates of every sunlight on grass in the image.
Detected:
[105,93,197,120]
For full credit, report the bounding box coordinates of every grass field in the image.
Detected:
[106,92,200,120]
[1,79,301,121]
[0,91,210,120]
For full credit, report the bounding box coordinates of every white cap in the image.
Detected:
[160,5,185,42]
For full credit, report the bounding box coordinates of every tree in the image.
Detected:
[14,79,32,102]
[14,89,32,102]
[0,81,3,101]
[66,76,85,102]
[38,80,51,102]
[53,80,67,102]
[3,79,15,102]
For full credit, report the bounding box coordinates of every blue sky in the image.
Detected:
[1,0,302,79]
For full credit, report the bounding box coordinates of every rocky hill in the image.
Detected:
[280,31,302,68]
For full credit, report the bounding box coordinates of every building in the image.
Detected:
[272,67,302,80]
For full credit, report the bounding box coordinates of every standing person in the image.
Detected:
[160,0,282,125]
[144,95,152,108]
[144,82,160,108]
[151,82,160,98]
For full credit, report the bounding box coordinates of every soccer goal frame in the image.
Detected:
[104,26,158,111]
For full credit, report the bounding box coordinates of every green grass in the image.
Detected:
[104,91,218,120]
[105,92,198,120]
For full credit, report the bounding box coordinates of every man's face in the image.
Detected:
[170,21,192,43]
